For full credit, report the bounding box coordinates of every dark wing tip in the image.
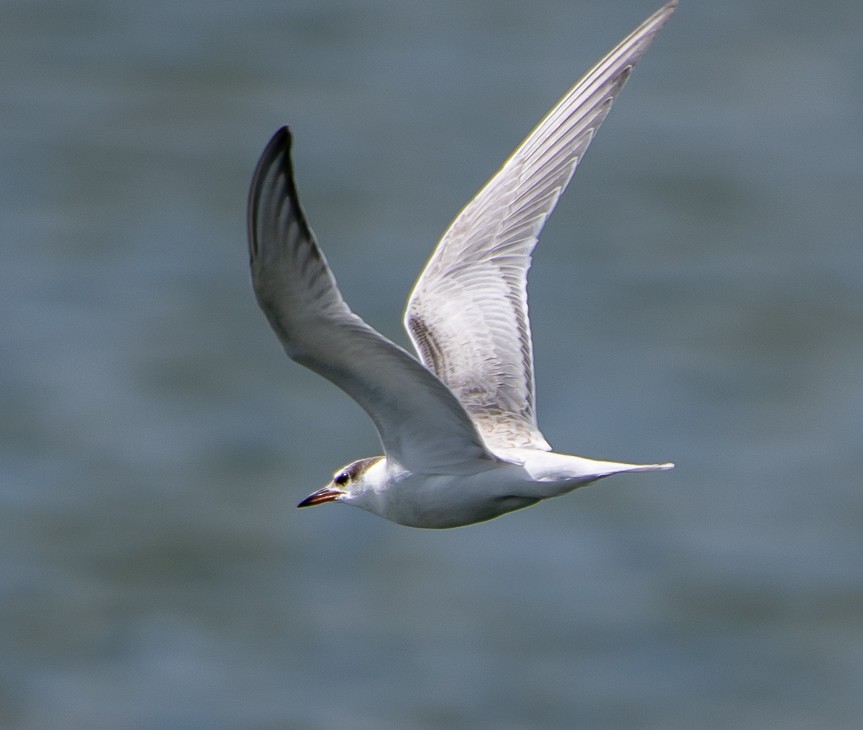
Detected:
[247,125,294,261]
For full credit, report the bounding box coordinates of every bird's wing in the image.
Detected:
[405,1,676,452]
[248,128,495,474]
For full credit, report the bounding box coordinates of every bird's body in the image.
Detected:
[329,452,669,529]
[247,2,677,529]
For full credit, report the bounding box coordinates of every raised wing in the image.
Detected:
[405,2,676,451]
[248,128,494,473]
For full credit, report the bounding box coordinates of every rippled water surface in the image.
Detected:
[2,1,862,727]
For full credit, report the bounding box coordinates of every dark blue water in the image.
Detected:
[2,1,862,727]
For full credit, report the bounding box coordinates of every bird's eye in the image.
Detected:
[333,472,349,486]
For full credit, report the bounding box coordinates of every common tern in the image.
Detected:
[248,1,676,528]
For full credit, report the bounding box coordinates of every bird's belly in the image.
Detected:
[379,469,539,529]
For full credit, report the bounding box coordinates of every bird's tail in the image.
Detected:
[614,461,675,473]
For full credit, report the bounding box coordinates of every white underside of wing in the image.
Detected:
[405,1,677,452]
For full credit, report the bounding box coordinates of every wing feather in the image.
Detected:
[405,2,676,451]
[248,128,494,473]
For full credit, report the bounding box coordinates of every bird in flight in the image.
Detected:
[247,2,676,528]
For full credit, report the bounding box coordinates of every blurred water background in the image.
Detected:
[2,0,862,727]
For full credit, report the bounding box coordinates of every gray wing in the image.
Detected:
[405,1,676,452]
[249,128,495,474]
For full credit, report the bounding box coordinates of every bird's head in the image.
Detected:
[297,456,385,510]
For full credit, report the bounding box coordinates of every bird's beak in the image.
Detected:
[297,486,342,508]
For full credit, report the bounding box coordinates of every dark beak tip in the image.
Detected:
[297,487,341,508]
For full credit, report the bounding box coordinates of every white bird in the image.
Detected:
[247,1,676,528]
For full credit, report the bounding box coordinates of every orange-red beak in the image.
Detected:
[297,486,341,508]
